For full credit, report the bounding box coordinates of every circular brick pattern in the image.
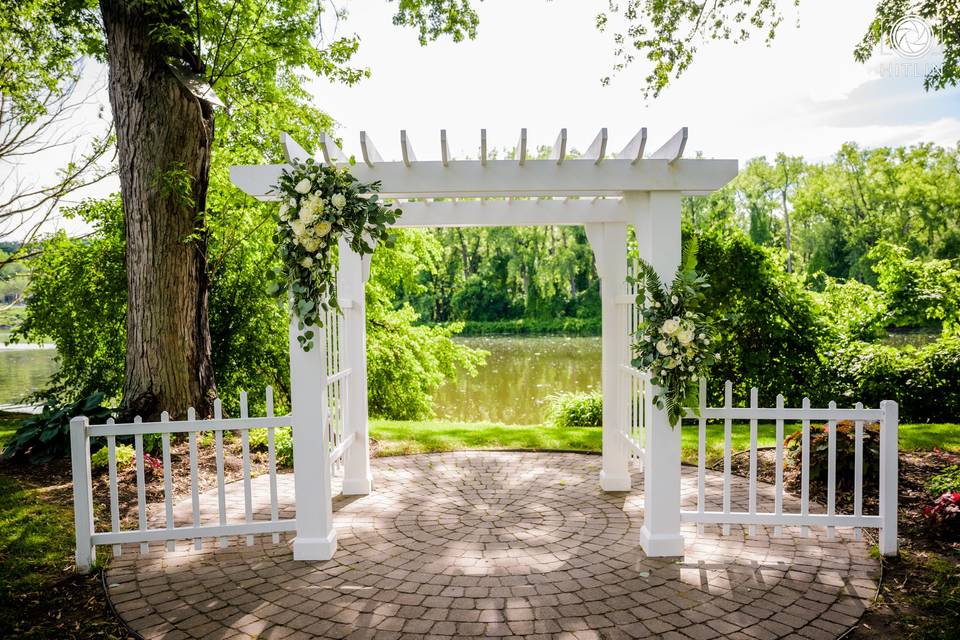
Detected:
[106,452,879,639]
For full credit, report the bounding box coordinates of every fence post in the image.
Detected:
[879,400,899,556]
[289,311,337,561]
[70,416,95,573]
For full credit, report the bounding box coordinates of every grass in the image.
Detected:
[371,419,960,463]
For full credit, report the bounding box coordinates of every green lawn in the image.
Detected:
[371,419,960,463]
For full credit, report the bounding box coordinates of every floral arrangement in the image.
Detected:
[629,238,719,427]
[269,158,400,351]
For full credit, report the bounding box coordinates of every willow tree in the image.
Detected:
[24,0,478,419]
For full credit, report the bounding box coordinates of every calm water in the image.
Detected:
[0,345,58,405]
[432,336,601,425]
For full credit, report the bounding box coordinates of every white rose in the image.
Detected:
[294,178,312,194]
[671,295,679,304]
[661,319,680,335]
[331,193,347,210]
[315,221,332,237]
[302,237,320,252]
[656,340,672,356]
[677,329,695,346]
[289,219,306,237]
[300,256,314,268]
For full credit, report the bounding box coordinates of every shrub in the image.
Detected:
[1,393,112,464]
[823,335,960,423]
[784,420,881,491]
[927,465,960,498]
[90,443,135,472]
[248,426,293,467]
[924,492,960,533]
[546,391,603,427]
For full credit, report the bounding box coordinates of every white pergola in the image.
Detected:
[231,127,739,560]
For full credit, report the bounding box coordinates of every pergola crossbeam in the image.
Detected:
[319,133,347,166]
[550,128,567,165]
[390,198,633,227]
[618,127,648,165]
[650,127,688,164]
[517,128,527,166]
[360,131,382,167]
[585,128,608,164]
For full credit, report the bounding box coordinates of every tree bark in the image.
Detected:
[101,0,216,420]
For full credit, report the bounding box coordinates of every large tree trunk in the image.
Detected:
[101,1,216,420]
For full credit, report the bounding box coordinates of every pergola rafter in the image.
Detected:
[229,127,739,563]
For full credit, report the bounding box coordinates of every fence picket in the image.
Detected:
[697,378,706,535]
[161,412,174,551]
[801,398,810,538]
[723,380,732,536]
[106,424,121,558]
[214,399,227,548]
[748,387,758,536]
[134,419,148,554]
[188,407,201,550]
[854,402,864,541]
[240,391,254,546]
[827,400,837,539]
[774,395,784,537]
[266,387,280,544]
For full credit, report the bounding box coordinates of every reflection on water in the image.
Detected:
[0,347,58,405]
[432,336,601,425]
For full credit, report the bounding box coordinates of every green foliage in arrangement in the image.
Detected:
[1,393,111,464]
[270,159,400,351]
[248,427,293,468]
[927,466,960,499]
[90,443,135,473]
[784,421,881,491]
[545,392,603,427]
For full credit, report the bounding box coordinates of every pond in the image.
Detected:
[431,336,601,425]
[0,343,58,406]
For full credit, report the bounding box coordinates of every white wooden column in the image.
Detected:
[634,190,685,557]
[289,311,337,560]
[585,221,631,492]
[338,241,373,495]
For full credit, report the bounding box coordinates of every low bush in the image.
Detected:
[248,426,293,467]
[823,335,960,423]
[438,317,601,337]
[927,465,960,498]
[546,391,603,427]
[90,443,135,472]
[784,420,881,491]
[923,492,960,533]
[1,393,112,464]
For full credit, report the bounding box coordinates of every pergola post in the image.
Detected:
[289,313,337,560]
[339,242,373,495]
[586,221,631,492]
[635,190,685,557]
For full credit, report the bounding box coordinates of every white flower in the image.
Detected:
[300,256,314,268]
[331,193,347,210]
[703,338,710,345]
[698,333,705,340]
[664,360,677,369]
[289,197,297,207]
[677,329,695,345]
[671,295,679,304]
[294,178,312,194]
[279,204,290,221]
[315,221,333,237]
[302,236,320,252]
[289,219,306,237]
[714,353,721,361]
[688,366,695,372]
[653,301,661,308]
[661,318,680,335]
[656,340,672,356]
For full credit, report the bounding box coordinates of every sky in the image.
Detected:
[8,0,959,239]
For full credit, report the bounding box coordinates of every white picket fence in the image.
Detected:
[622,372,899,555]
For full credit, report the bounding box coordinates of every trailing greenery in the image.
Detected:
[545,391,603,427]
[1,393,111,464]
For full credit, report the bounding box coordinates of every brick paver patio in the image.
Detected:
[105,451,878,639]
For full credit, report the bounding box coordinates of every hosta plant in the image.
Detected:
[629,238,719,427]
[270,158,401,351]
